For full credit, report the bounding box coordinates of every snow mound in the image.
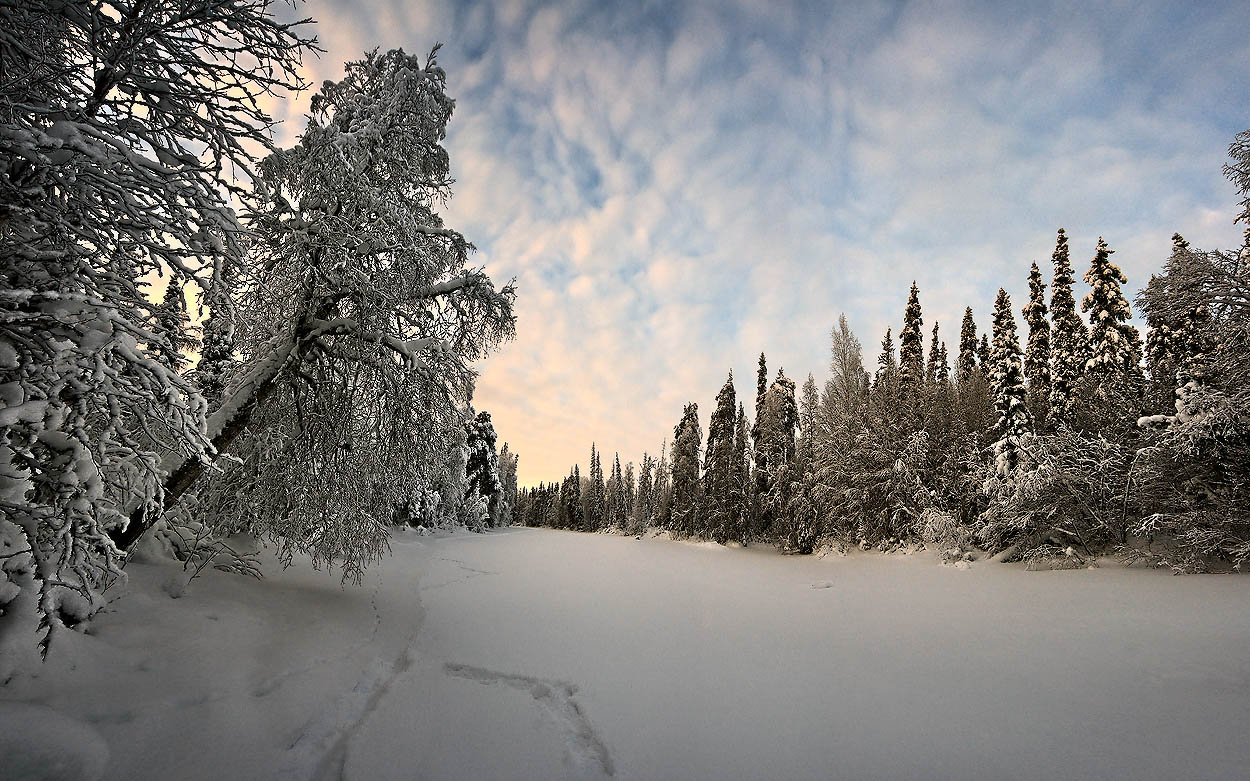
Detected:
[0,702,109,780]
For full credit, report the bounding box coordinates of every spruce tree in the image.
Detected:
[957,307,978,384]
[752,352,768,499]
[671,404,703,537]
[1048,227,1088,425]
[1022,261,1052,425]
[989,289,1032,475]
[1143,234,1191,413]
[898,282,925,398]
[585,444,605,530]
[1081,237,1140,389]
[569,465,584,530]
[875,328,898,389]
[196,276,236,409]
[732,402,750,545]
[925,321,942,386]
[704,373,738,543]
[977,334,992,378]
[155,278,198,372]
[759,370,799,540]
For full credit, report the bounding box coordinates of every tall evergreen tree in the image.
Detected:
[1048,227,1088,425]
[925,321,942,386]
[777,375,821,553]
[635,454,655,531]
[752,352,768,498]
[671,404,703,537]
[732,402,751,545]
[1143,234,1192,413]
[568,465,584,530]
[759,369,799,538]
[704,373,738,543]
[1022,261,1052,425]
[584,444,604,530]
[875,328,898,390]
[898,282,925,398]
[195,265,237,409]
[989,289,1032,476]
[1081,237,1140,389]
[957,307,979,384]
[154,278,199,372]
[977,334,992,378]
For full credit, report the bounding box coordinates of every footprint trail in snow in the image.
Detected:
[444,662,615,777]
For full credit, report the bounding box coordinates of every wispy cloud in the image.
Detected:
[283,0,1250,484]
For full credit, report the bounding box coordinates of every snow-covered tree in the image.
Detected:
[732,402,751,545]
[778,375,821,553]
[875,328,898,392]
[1226,127,1250,225]
[703,373,738,543]
[0,0,313,664]
[758,369,799,538]
[1081,237,1141,401]
[148,48,517,575]
[977,334,991,379]
[752,352,768,504]
[957,307,979,384]
[1021,261,1051,425]
[925,322,943,387]
[670,404,702,538]
[898,282,925,400]
[634,453,655,533]
[1049,228,1088,425]
[194,262,238,409]
[465,410,502,529]
[154,280,198,372]
[585,444,606,531]
[988,289,1032,476]
[496,444,519,527]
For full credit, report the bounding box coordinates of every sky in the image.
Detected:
[271,0,1249,486]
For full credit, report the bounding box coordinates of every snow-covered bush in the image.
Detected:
[977,430,1132,558]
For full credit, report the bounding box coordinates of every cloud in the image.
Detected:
[285,0,1250,484]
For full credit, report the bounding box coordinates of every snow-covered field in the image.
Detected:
[3,527,1250,780]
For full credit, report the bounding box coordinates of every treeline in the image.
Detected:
[1,1,515,668]
[519,131,1250,573]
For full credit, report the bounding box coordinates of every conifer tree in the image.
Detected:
[752,352,768,498]
[1143,234,1192,412]
[1081,237,1140,393]
[989,289,1032,475]
[1022,261,1052,425]
[977,334,992,378]
[958,307,979,384]
[780,374,821,553]
[622,459,636,531]
[758,369,799,538]
[671,404,703,537]
[155,278,199,372]
[925,322,942,386]
[195,269,237,409]
[898,282,925,398]
[568,465,585,530]
[1048,227,1088,425]
[732,402,751,544]
[586,444,606,531]
[875,328,898,390]
[704,374,738,543]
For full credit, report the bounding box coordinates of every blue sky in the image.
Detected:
[277,0,1249,485]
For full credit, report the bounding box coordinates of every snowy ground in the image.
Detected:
[3,527,1250,780]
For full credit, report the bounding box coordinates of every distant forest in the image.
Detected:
[518,130,1250,574]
